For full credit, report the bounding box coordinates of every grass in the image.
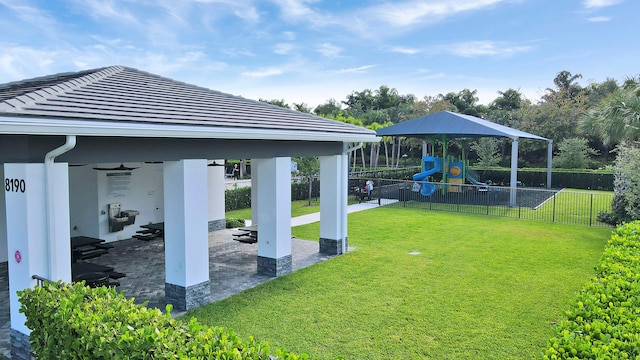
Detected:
[387,188,614,227]
[225,199,321,222]
[184,208,611,359]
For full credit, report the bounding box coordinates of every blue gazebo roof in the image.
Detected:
[376,110,548,141]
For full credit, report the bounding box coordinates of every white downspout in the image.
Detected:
[45,135,76,280]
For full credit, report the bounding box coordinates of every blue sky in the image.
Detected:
[0,0,637,108]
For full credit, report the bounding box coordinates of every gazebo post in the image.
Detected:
[547,140,553,188]
[510,137,519,207]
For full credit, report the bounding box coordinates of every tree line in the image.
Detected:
[261,70,640,171]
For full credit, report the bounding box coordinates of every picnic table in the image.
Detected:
[233,224,257,244]
[134,222,164,241]
[71,236,113,262]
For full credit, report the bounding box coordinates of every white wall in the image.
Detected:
[208,161,225,223]
[69,163,164,243]
[69,165,99,238]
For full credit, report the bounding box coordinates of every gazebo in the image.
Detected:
[376,111,552,206]
[0,66,378,358]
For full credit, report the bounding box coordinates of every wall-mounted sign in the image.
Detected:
[14,250,22,264]
[107,172,131,198]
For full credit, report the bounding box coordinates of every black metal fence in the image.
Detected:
[350,178,614,227]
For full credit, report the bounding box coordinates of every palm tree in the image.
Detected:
[582,83,640,146]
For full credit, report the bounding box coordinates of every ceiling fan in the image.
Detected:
[208,161,225,167]
[93,163,140,171]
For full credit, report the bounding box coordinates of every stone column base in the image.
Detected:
[165,280,211,311]
[257,255,292,277]
[11,328,32,360]
[208,218,226,232]
[320,237,347,255]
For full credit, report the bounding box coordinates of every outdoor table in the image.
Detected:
[72,262,114,277]
[71,236,105,249]
[140,222,164,232]
[73,271,110,288]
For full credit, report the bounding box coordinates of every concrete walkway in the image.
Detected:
[291,200,382,226]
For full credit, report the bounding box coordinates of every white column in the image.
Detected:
[510,138,519,207]
[207,160,226,231]
[319,155,347,255]
[5,163,71,335]
[163,159,210,311]
[255,157,292,277]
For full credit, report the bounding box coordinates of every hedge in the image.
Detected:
[225,181,320,211]
[472,169,613,191]
[543,221,640,359]
[18,282,308,359]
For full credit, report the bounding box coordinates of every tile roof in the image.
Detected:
[0,66,377,141]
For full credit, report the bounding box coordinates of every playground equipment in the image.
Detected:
[413,155,488,196]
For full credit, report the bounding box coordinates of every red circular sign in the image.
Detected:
[14,250,22,264]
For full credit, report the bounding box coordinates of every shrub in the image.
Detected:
[598,142,640,225]
[226,217,246,228]
[19,282,307,359]
[543,221,640,359]
[225,186,252,211]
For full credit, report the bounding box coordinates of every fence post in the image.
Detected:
[589,194,593,227]
[552,193,556,223]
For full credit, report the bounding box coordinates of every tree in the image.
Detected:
[440,89,480,116]
[581,81,640,147]
[470,138,501,166]
[293,156,320,206]
[552,137,599,169]
[293,103,312,113]
[259,98,290,108]
[490,88,524,111]
[314,99,342,116]
[543,70,584,102]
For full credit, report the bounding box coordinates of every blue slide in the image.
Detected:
[412,166,438,196]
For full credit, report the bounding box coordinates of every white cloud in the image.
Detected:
[583,0,623,9]
[317,43,342,57]
[241,68,285,78]
[73,0,139,24]
[586,16,611,22]
[271,0,317,18]
[436,41,533,58]
[222,48,255,57]
[274,43,295,55]
[334,65,377,74]
[390,46,421,55]
[363,0,507,27]
[282,31,297,41]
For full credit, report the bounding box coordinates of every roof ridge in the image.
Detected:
[0,66,124,112]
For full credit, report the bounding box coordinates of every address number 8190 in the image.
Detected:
[5,178,26,193]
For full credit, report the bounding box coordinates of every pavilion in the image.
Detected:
[377,110,552,206]
[0,66,378,358]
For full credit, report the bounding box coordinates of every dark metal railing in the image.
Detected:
[350,178,614,227]
[32,274,54,287]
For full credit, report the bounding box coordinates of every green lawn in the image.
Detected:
[388,188,614,227]
[226,199,322,221]
[185,208,611,359]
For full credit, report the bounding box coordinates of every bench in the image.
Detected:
[232,230,257,244]
[133,233,159,241]
[73,248,109,261]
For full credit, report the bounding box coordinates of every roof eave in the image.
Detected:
[0,116,380,143]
